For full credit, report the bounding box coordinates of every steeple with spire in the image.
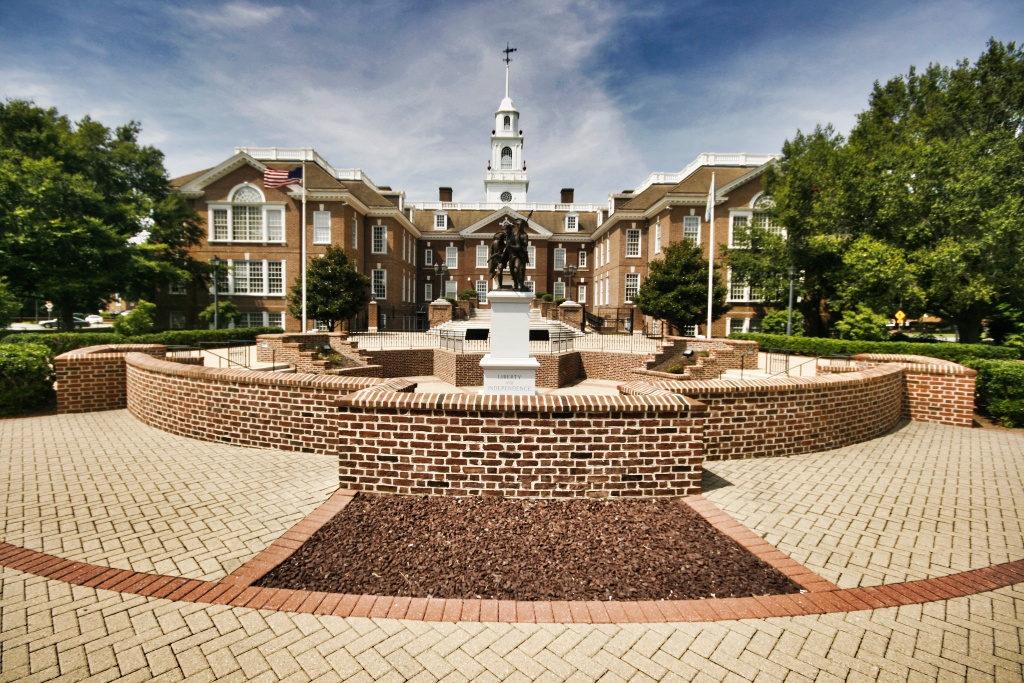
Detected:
[485,43,529,204]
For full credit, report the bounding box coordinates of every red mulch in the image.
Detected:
[255,494,803,601]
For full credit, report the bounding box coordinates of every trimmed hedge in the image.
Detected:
[728,333,1019,363]
[961,359,1024,428]
[0,327,282,356]
[0,343,55,417]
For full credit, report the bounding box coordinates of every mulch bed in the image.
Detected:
[255,494,803,601]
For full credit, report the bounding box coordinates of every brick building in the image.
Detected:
[168,63,779,336]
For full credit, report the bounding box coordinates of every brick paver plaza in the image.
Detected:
[3,410,1023,681]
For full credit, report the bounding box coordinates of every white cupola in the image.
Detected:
[485,43,529,204]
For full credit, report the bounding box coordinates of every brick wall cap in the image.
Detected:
[57,344,167,360]
[629,363,905,396]
[125,352,385,390]
[852,354,977,376]
[338,388,707,414]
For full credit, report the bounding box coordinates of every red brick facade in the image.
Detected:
[55,345,169,414]
[853,354,977,428]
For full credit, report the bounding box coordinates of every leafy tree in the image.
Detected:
[760,309,794,336]
[0,278,21,328]
[632,240,729,334]
[198,301,241,328]
[834,304,889,341]
[761,41,1024,343]
[0,100,203,331]
[287,245,370,331]
[112,300,156,336]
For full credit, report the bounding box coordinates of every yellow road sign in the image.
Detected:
[895,310,906,322]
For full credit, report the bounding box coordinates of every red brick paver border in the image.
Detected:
[3,490,1023,623]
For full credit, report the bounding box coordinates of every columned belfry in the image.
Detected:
[485,43,529,204]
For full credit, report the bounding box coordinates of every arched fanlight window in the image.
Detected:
[501,146,513,169]
[232,185,263,203]
[503,115,511,130]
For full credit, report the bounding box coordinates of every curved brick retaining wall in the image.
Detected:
[123,353,707,498]
[55,344,976,498]
[622,365,907,461]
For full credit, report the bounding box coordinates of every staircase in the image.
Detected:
[431,307,583,342]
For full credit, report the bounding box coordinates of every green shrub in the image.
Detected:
[0,327,282,356]
[834,304,888,341]
[458,289,479,300]
[760,309,794,336]
[112,300,156,336]
[198,301,241,327]
[535,291,548,299]
[542,293,554,302]
[728,333,1019,363]
[962,358,1024,427]
[0,343,54,416]
[553,298,567,306]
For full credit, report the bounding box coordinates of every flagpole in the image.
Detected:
[705,173,715,338]
[301,157,308,332]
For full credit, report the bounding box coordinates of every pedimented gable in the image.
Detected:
[459,207,553,239]
[175,152,268,197]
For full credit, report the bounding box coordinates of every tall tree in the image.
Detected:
[287,245,371,331]
[631,240,729,334]
[0,100,202,330]
[759,41,1024,343]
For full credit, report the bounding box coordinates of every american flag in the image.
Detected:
[263,166,303,188]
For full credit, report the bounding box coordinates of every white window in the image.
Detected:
[554,248,566,270]
[527,245,536,269]
[352,217,358,249]
[476,244,489,269]
[266,208,283,241]
[681,325,698,337]
[372,269,386,299]
[476,281,489,304]
[501,146,513,170]
[726,268,761,302]
[435,213,448,230]
[372,225,387,254]
[578,251,587,269]
[752,211,786,238]
[212,209,228,240]
[238,312,263,328]
[424,283,433,302]
[729,213,751,248]
[626,229,641,257]
[577,284,586,304]
[268,312,284,328]
[523,280,535,293]
[446,246,458,269]
[624,273,640,303]
[313,211,331,244]
[503,115,511,131]
[445,280,458,298]
[169,311,186,329]
[728,317,750,335]
[553,281,566,300]
[565,213,578,232]
[684,215,700,245]
[267,261,283,294]
[168,279,187,295]
[424,249,433,266]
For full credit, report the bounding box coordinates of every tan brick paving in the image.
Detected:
[2,412,1024,680]
[705,421,1024,588]
[0,411,338,581]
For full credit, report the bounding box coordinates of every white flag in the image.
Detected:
[705,174,715,223]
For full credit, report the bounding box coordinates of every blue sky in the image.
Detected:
[1,0,1021,203]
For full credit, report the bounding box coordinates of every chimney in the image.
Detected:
[560,188,574,204]
[439,187,453,202]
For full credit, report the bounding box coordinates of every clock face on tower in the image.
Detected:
[501,191,512,203]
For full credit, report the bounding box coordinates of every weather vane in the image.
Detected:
[503,42,517,65]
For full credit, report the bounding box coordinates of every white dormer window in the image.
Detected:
[434,212,448,230]
[565,213,578,232]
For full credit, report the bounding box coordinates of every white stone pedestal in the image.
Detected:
[480,289,539,395]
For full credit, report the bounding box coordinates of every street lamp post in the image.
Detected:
[564,264,578,301]
[210,256,222,330]
[432,260,448,300]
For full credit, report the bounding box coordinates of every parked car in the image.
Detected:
[40,317,89,329]
[84,314,104,325]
